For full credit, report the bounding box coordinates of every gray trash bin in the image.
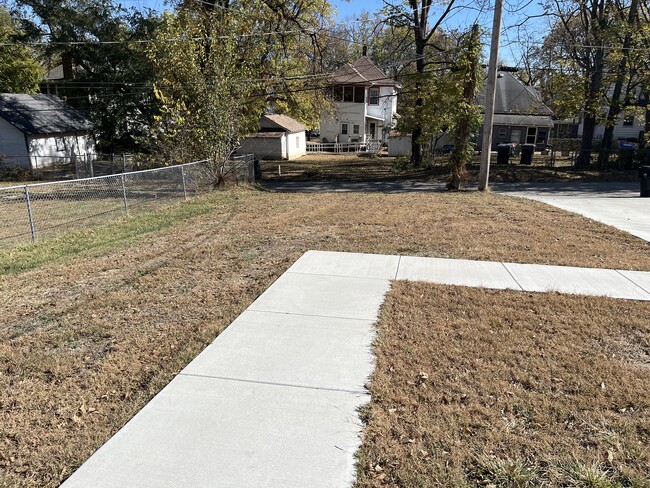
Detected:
[640,166,650,197]
[496,144,510,164]
[520,144,535,165]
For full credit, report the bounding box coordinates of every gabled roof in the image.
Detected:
[260,114,305,133]
[330,56,399,87]
[0,93,93,135]
[477,72,553,116]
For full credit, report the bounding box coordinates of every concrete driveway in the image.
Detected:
[493,182,650,243]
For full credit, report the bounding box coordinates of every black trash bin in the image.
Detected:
[496,144,511,164]
[640,166,650,197]
[520,144,535,165]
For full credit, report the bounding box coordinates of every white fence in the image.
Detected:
[0,156,256,248]
[306,140,382,154]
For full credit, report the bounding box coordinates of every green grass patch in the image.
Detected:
[0,193,227,276]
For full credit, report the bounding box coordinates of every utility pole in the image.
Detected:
[478,0,504,191]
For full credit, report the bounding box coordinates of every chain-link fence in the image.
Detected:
[0,156,257,249]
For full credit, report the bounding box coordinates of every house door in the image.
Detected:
[369,122,376,140]
[526,127,537,144]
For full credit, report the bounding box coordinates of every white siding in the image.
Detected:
[578,110,645,142]
[285,131,306,159]
[320,102,366,143]
[0,117,29,167]
[238,136,285,160]
[27,132,96,169]
[388,136,412,157]
[366,86,397,129]
[320,85,398,143]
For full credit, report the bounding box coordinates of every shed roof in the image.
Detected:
[330,56,399,87]
[249,131,285,139]
[261,114,305,133]
[477,72,553,116]
[0,93,93,135]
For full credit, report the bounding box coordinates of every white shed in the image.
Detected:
[0,93,96,170]
[238,114,306,160]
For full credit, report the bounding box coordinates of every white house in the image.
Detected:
[0,93,96,169]
[238,114,306,160]
[320,56,400,144]
[577,111,645,144]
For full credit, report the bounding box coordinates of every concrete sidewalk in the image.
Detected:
[493,182,650,243]
[62,251,650,488]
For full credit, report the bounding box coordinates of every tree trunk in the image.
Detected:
[576,47,605,169]
[448,24,480,190]
[410,37,426,167]
[598,0,638,169]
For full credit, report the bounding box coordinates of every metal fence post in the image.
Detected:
[24,185,36,243]
[121,174,129,215]
[181,165,188,200]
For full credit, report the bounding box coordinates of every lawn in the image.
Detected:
[1,186,650,487]
[356,282,650,487]
[262,153,641,183]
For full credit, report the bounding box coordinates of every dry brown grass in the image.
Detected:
[1,187,650,487]
[356,282,650,487]
[262,153,640,183]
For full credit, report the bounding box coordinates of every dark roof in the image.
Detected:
[477,72,553,116]
[493,114,554,128]
[45,64,65,81]
[0,93,93,135]
[260,114,305,133]
[330,56,399,87]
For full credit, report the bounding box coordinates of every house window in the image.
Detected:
[353,124,360,135]
[343,86,355,102]
[341,123,348,135]
[369,88,379,105]
[497,127,507,138]
[526,127,537,144]
[354,87,365,103]
[331,86,343,101]
[296,135,300,148]
[623,115,634,126]
[55,137,65,151]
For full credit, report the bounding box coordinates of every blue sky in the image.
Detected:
[128,0,549,65]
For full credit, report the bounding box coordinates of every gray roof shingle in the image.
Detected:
[477,72,553,116]
[0,93,93,135]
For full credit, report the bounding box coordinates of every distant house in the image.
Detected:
[578,111,645,144]
[238,114,307,160]
[0,93,96,169]
[477,71,554,150]
[320,55,400,144]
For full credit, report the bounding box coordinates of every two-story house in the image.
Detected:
[320,55,400,144]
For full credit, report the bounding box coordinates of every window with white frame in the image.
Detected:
[369,87,379,105]
[353,124,360,135]
[341,123,348,135]
[497,128,507,138]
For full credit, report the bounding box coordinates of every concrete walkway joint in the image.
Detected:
[62,250,650,488]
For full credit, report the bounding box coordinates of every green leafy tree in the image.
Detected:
[382,0,461,166]
[146,7,263,177]
[13,0,162,150]
[0,6,43,92]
